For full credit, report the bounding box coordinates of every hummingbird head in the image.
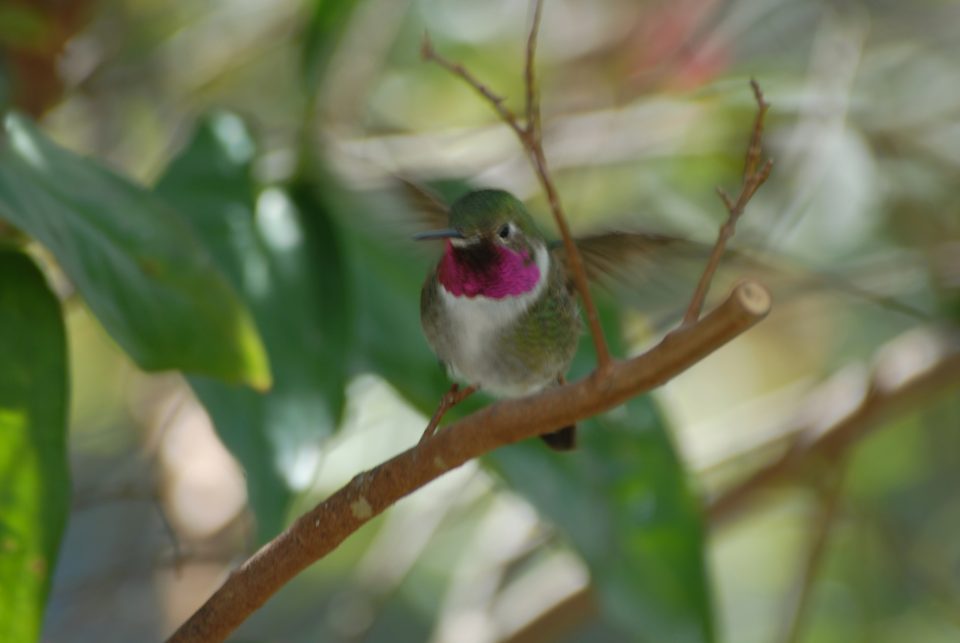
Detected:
[416,189,548,299]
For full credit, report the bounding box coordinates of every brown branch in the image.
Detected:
[776,460,847,643]
[529,148,611,368]
[422,7,612,369]
[499,585,599,643]
[708,328,960,525]
[742,79,771,180]
[165,281,771,642]
[683,79,773,325]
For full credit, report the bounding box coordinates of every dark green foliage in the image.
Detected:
[155,114,351,542]
[0,249,70,643]
[0,113,270,387]
[491,398,715,643]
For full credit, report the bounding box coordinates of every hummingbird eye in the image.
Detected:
[497,223,511,240]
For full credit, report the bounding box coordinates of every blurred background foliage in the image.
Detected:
[0,0,959,642]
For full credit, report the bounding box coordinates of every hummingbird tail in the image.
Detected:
[540,425,577,451]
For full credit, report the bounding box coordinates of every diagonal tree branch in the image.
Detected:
[166,281,771,642]
[708,328,960,524]
[420,34,527,142]
[776,459,847,643]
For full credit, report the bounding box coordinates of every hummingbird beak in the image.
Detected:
[413,228,464,241]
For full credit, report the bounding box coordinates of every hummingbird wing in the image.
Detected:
[563,232,703,283]
[553,231,724,324]
[554,231,716,297]
[397,178,451,230]
[558,232,932,329]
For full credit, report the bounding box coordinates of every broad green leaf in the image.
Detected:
[490,396,715,643]
[0,112,270,388]
[0,249,70,643]
[155,113,351,541]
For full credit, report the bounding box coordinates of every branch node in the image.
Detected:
[682,79,773,326]
[716,187,734,211]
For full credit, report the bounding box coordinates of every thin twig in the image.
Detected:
[524,0,544,144]
[743,79,770,180]
[166,281,771,643]
[422,5,612,369]
[682,79,773,325]
[421,34,526,142]
[777,460,846,643]
[529,147,611,368]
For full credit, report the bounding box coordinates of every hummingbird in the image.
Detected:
[413,187,683,450]
[410,186,932,452]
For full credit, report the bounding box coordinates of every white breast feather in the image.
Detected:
[437,244,550,393]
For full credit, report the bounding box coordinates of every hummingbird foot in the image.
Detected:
[420,383,477,444]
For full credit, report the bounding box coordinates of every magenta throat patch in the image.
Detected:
[438,241,541,298]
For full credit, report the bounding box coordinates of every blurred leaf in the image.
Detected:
[301,0,362,94]
[0,1,92,115]
[345,225,448,410]
[0,5,51,50]
[155,113,351,541]
[0,249,69,643]
[490,396,714,643]
[0,112,270,388]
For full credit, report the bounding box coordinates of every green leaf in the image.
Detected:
[490,396,715,643]
[0,112,270,388]
[155,113,351,541]
[0,249,70,643]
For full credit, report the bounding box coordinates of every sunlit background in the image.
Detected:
[4,0,960,641]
